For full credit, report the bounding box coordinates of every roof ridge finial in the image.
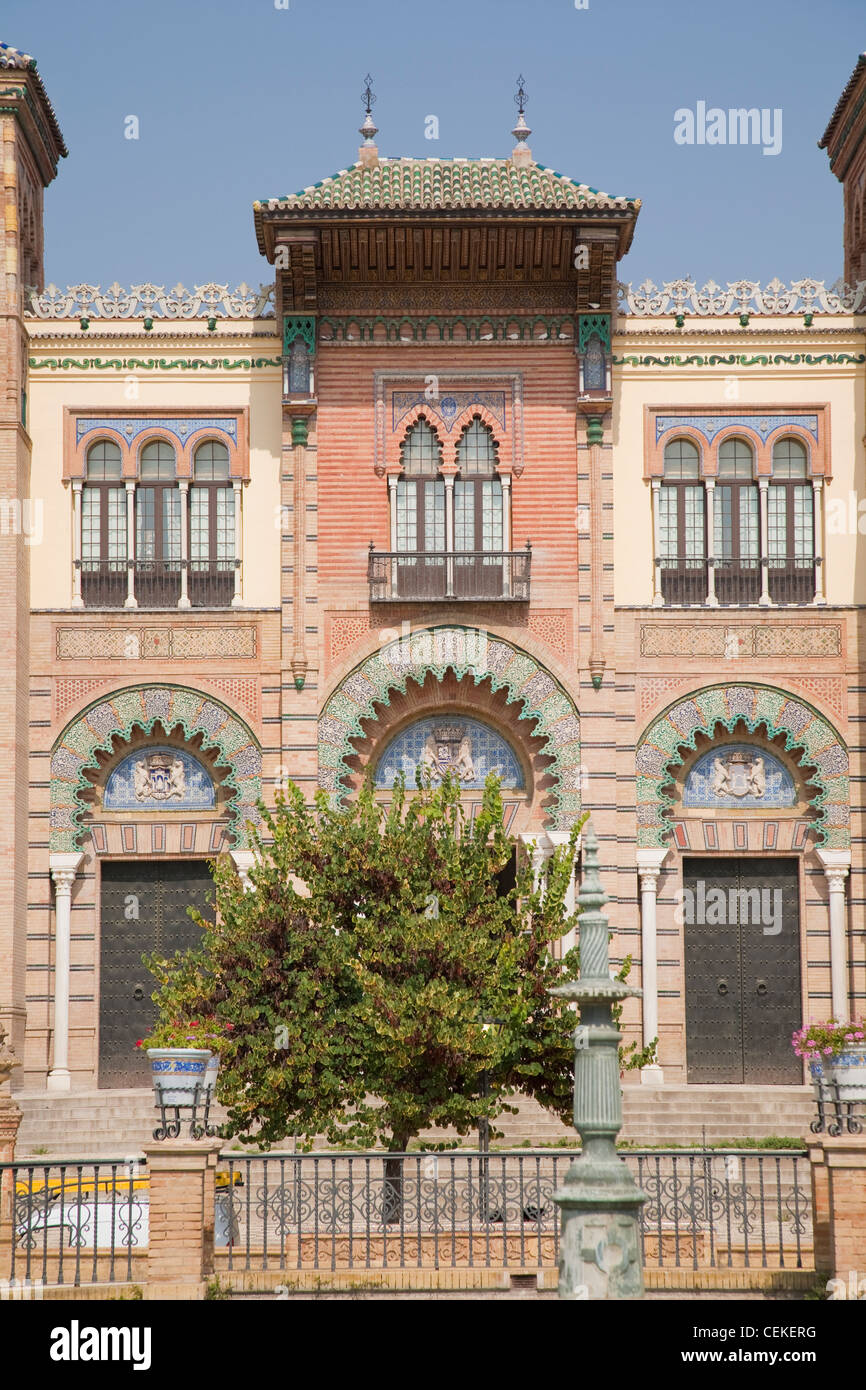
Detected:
[511,74,532,167]
[358,74,379,168]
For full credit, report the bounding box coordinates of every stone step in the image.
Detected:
[12,1084,816,1157]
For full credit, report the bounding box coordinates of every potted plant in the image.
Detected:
[792,1019,866,1102]
[138,1018,234,1108]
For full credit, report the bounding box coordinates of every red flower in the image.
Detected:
[135,1039,143,1048]
[226,1023,235,1032]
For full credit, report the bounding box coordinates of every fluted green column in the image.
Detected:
[551,823,646,1299]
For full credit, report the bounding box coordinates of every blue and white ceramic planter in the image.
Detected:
[204,1053,220,1094]
[809,1045,866,1103]
[147,1048,212,1108]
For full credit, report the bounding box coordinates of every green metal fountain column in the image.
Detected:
[551,823,646,1299]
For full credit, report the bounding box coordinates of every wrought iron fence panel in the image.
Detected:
[218,1149,810,1274]
[1,1161,146,1287]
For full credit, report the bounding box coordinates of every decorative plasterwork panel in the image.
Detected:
[66,408,248,480]
[30,356,281,373]
[318,625,582,828]
[49,684,263,852]
[27,282,275,319]
[55,626,257,660]
[635,683,849,849]
[374,371,525,478]
[617,277,866,317]
[639,624,842,658]
[614,351,866,369]
[654,413,818,445]
[645,404,828,478]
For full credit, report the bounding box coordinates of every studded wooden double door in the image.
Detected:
[98,861,214,1087]
[683,858,802,1084]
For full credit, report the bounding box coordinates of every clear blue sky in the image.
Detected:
[5,0,864,291]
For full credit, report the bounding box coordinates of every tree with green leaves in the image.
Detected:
[145,773,655,1153]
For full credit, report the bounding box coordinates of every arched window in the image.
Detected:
[288,337,310,394]
[81,441,126,606]
[715,439,759,603]
[659,439,705,604]
[455,417,503,597]
[190,441,235,606]
[136,440,180,605]
[394,421,444,597]
[769,438,814,602]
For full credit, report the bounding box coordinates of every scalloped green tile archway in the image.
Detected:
[635,683,849,849]
[49,684,263,852]
[319,625,582,827]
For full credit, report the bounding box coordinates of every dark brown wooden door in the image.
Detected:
[98,861,214,1087]
[683,858,802,1084]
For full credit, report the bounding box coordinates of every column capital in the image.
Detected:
[636,847,669,879]
[49,851,83,892]
[816,849,851,880]
[231,849,256,892]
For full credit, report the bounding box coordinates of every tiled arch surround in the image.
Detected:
[49,684,263,852]
[635,683,850,850]
[319,625,582,828]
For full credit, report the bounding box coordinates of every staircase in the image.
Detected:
[11,1083,815,1160]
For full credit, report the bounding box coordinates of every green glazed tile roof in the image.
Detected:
[254,158,637,214]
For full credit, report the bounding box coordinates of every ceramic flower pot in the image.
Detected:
[147,1048,212,1108]
[204,1053,220,1094]
[810,1044,866,1103]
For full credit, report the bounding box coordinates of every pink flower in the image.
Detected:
[823,1046,833,1055]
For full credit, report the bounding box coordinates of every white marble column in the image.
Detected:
[758,477,771,606]
[47,852,83,1093]
[812,479,826,605]
[124,480,137,608]
[443,473,456,599]
[71,481,84,608]
[501,473,512,598]
[817,849,851,1021]
[704,479,718,606]
[177,479,191,609]
[636,847,668,1085]
[651,479,663,606]
[232,480,243,606]
[231,850,256,894]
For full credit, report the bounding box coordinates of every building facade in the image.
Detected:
[2,44,865,1098]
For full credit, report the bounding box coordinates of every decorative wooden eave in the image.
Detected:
[819,50,866,179]
[0,42,67,183]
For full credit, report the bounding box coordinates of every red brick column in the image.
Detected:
[143,1140,222,1300]
[810,1136,866,1281]
[0,1100,22,1280]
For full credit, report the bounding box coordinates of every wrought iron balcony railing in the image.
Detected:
[368,543,531,603]
[77,559,239,609]
[658,554,818,606]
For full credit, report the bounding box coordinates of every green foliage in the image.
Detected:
[145,773,646,1151]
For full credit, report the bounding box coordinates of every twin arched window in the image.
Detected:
[81,438,235,607]
[659,435,814,605]
[393,416,504,598]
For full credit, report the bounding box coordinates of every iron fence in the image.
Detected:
[1,1160,147,1287]
[217,1148,812,1274]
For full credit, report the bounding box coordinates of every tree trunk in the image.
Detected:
[383,1134,410,1226]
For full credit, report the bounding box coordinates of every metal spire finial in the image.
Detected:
[359,74,379,147]
[511,75,532,154]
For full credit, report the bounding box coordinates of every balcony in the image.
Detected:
[658,554,817,606]
[77,559,239,608]
[368,544,531,603]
